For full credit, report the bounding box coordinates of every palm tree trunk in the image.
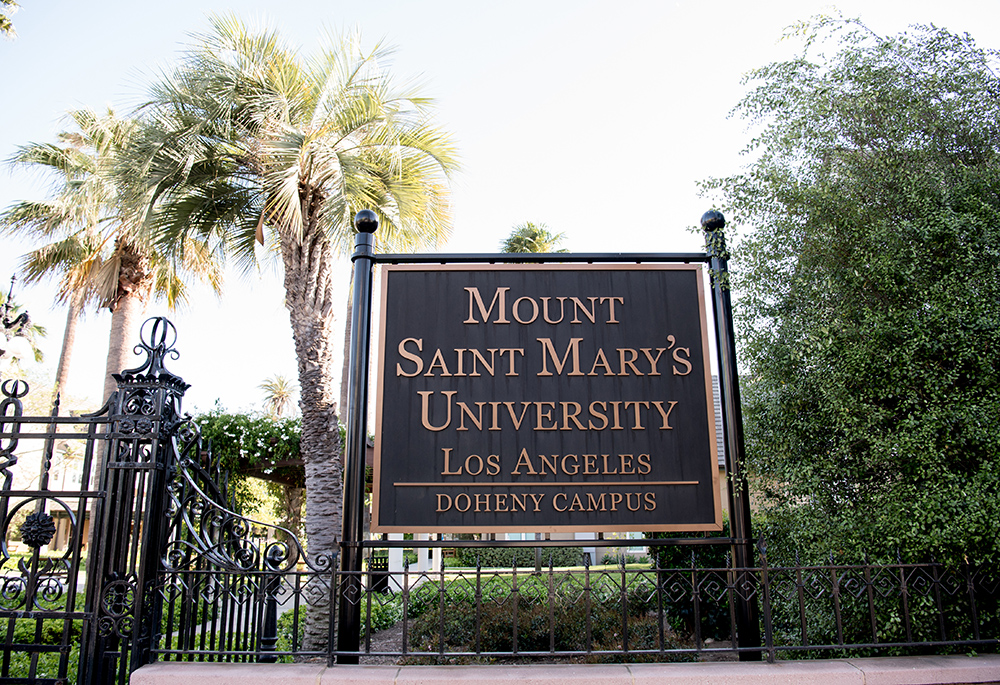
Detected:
[101,289,146,404]
[280,217,342,652]
[338,274,353,423]
[89,262,149,555]
[101,243,151,403]
[53,288,85,402]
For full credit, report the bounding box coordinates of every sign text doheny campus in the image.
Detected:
[371,265,723,533]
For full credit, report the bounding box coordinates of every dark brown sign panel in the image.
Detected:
[371,264,722,533]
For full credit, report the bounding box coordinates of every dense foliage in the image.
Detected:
[193,407,304,516]
[194,407,302,475]
[453,545,585,569]
[405,572,694,661]
[703,18,1000,567]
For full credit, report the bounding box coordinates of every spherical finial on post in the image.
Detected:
[354,209,378,234]
[701,210,725,232]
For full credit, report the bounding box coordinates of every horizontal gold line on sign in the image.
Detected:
[392,481,699,487]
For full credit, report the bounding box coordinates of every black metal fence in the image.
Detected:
[2,317,999,685]
[150,537,999,666]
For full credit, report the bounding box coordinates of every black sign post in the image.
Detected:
[703,209,762,661]
[336,210,378,664]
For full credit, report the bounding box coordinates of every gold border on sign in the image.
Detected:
[370,262,724,534]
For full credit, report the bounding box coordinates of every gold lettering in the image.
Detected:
[486,454,501,476]
[464,454,484,476]
[637,453,651,474]
[536,401,557,430]
[419,391,456,431]
[644,492,656,511]
[561,402,585,430]
[617,348,642,376]
[500,348,524,376]
[553,493,567,512]
[541,296,567,324]
[624,400,650,429]
[570,296,598,324]
[469,349,497,377]
[396,337,423,377]
[587,493,607,511]
[610,493,623,511]
[537,337,585,376]
[640,347,666,376]
[619,454,635,474]
[424,348,452,376]
[609,401,623,430]
[464,287,510,324]
[528,493,544,511]
[455,493,472,512]
[538,454,557,476]
[588,401,609,430]
[626,493,641,511]
[600,296,624,323]
[495,493,508,512]
[474,493,489,512]
[512,297,539,324]
[569,493,586,511]
[584,454,598,475]
[672,347,692,375]
[561,454,580,475]
[587,348,615,376]
[601,454,617,474]
[441,448,462,476]
[436,494,451,512]
[510,493,527,512]
[651,400,678,430]
[503,401,532,429]
[456,401,486,431]
[511,448,538,475]
[488,402,502,430]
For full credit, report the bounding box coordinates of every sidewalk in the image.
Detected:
[133,653,1000,685]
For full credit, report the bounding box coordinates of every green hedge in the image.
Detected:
[455,546,586,568]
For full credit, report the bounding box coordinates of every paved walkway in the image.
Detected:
[133,654,1000,685]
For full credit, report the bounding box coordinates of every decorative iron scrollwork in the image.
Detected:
[0,379,28,467]
[162,415,322,574]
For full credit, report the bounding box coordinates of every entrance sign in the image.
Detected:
[371,264,723,533]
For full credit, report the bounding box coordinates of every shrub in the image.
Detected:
[455,546,586,569]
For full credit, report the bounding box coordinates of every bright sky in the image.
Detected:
[1,0,997,415]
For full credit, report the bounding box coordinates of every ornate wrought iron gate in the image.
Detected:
[2,317,322,685]
[1,319,196,685]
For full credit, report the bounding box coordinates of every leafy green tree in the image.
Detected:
[703,18,1000,567]
[128,16,457,648]
[500,221,567,253]
[194,407,306,542]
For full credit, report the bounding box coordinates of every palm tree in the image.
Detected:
[128,16,457,647]
[501,221,568,253]
[1,108,223,403]
[260,374,297,418]
[0,0,17,38]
